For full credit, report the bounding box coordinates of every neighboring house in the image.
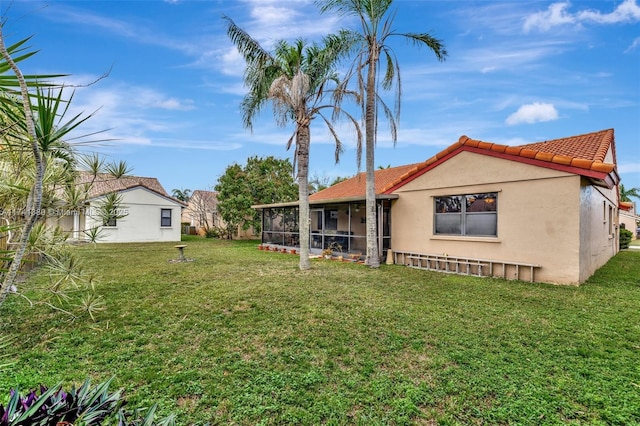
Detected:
[52,173,186,243]
[619,201,639,239]
[181,190,222,235]
[180,190,257,239]
[255,129,622,285]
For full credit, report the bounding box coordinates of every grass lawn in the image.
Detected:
[1,237,639,425]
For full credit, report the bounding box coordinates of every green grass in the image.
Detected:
[1,237,639,425]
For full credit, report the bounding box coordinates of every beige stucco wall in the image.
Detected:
[619,203,638,240]
[390,151,617,285]
[578,182,619,282]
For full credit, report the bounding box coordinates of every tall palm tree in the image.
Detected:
[317,0,447,267]
[224,16,361,270]
[620,183,640,202]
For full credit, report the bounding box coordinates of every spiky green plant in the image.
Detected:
[0,377,177,426]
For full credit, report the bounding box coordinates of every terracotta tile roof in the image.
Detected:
[619,201,634,211]
[383,129,617,193]
[516,128,615,172]
[309,163,420,201]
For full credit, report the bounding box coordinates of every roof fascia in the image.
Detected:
[384,146,616,193]
[253,194,399,210]
[88,185,188,207]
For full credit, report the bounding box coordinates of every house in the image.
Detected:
[255,128,622,285]
[181,190,222,235]
[52,173,186,243]
[180,189,258,239]
[619,201,639,239]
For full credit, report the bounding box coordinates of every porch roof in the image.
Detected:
[252,194,399,210]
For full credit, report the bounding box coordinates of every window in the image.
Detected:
[103,217,117,227]
[161,208,172,227]
[434,192,497,236]
[608,205,614,235]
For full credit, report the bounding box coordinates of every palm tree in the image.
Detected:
[317,0,447,267]
[224,16,361,270]
[620,184,640,202]
[171,188,191,202]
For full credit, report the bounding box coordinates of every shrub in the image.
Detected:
[620,227,632,249]
[0,377,176,426]
[204,227,219,238]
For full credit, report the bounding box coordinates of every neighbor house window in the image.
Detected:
[434,192,497,236]
[161,209,172,227]
[103,217,117,227]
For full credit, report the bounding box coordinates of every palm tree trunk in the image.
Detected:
[364,49,380,268]
[297,124,311,270]
[0,27,45,305]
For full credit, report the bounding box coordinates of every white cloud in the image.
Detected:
[625,37,640,52]
[577,0,640,24]
[524,2,576,32]
[524,0,640,32]
[505,102,559,125]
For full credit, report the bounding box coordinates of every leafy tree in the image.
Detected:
[620,183,640,202]
[224,17,361,270]
[215,156,298,239]
[171,188,191,202]
[317,0,447,267]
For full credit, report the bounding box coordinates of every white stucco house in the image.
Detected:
[53,173,186,243]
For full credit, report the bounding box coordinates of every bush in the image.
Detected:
[204,227,219,238]
[620,227,633,249]
[0,377,176,426]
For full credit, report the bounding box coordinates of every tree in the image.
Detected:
[224,17,361,270]
[317,0,447,267]
[620,183,640,202]
[309,173,351,194]
[309,173,331,194]
[215,156,298,239]
[0,27,129,317]
[186,190,220,236]
[171,188,191,202]
[330,175,350,186]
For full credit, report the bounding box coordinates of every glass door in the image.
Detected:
[310,208,324,249]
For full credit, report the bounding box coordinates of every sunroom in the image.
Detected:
[253,197,395,256]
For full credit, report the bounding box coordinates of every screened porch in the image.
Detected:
[257,200,392,256]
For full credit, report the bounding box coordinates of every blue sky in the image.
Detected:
[3,0,639,193]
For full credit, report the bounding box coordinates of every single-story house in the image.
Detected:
[52,173,186,243]
[255,128,622,285]
[181,190,222,235]
[619,201,639,239]
[181,189,257,239]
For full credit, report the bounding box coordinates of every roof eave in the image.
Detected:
[88,185,188,206]
[253,194,399,210]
